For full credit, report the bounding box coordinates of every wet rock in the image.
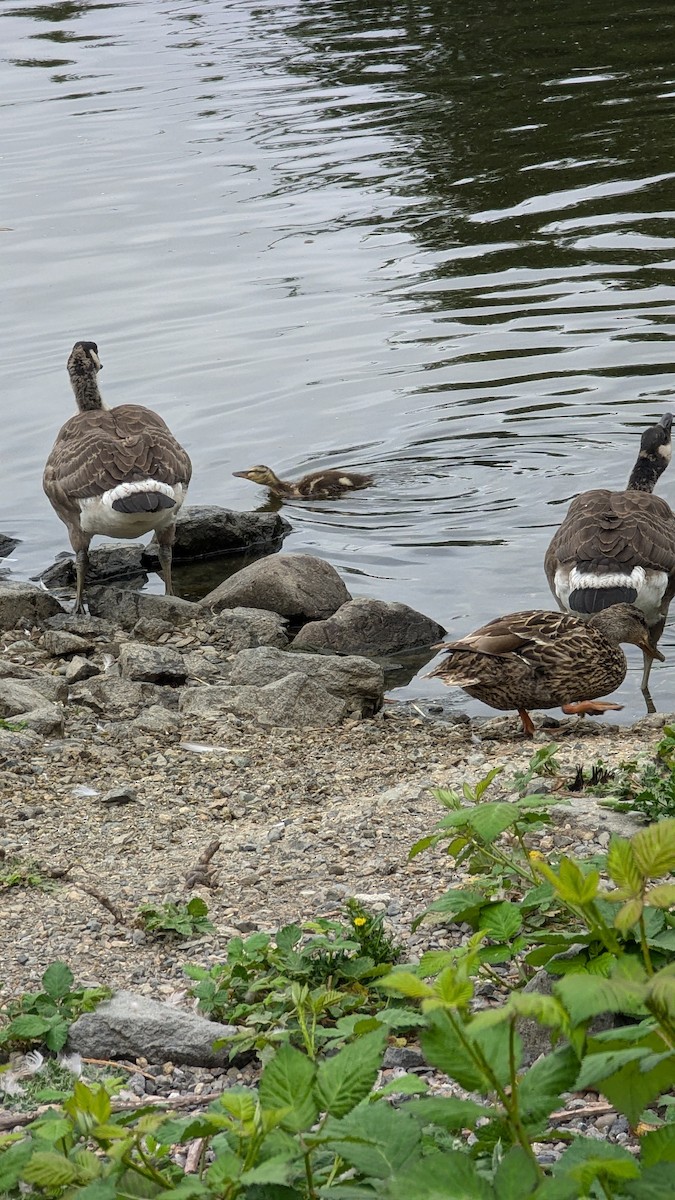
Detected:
[209,607,289,651]
[67,991,238,1066]
[86,588,198,630]
[179,673,347,727]
[64,656,99,685]
[0,535,19,558]
[228,645,383,716]
[0,582,64,630]
[143,505,292,565]
[201,553,351,622]
[40,545,148,590]
[43,630,93,657]
[293,598,446,657]
[0,680,64,737]
[118,643,188,686]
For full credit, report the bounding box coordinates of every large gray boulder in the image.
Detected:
[0,582,63,630]
[201,554,351,622]
[86,588,198,629]
[143,505,291,565]
[228,645,383,715]
[293,598,445,657]
[180,673,347,727]
[0,679,64,737]
[68,991,238,1067]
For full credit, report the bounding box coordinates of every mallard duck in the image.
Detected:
[43,340,192,612]
[232,464,374,500]
[545,413,675,691]
[427,605,662,737]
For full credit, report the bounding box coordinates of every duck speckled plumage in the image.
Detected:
[545,413,675,693]
[428,604,662,737]
[232,464,374,500]
[43,340,192,611]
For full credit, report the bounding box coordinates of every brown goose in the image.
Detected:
[428,605,662,737]
[232,464,374,500]
[43,340,192,611]
[544,413,675,692]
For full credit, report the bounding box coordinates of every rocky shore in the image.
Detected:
[0,514,668,1153]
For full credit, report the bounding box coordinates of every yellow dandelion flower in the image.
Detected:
[354,916,367,927]
[528,850,545,861]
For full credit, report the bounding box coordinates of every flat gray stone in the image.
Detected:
[179,673,347,727]
[40,545,148,590]
[69,676,174,716]
[228,645,383,716]
[143,505,291,564]
[44,613,117,639]
[86,588,198,630]
[64,656,99,685]
[0,679,65,736]
[43,630,93,657]
[293,598,445,657]
[67,991,238,1066]
[201,553,351,621]
[118,643,188,686]
[0,582,63,630]
[209,607,289,651]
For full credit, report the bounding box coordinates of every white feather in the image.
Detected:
[554,564,667,622]
[78,481,185,537]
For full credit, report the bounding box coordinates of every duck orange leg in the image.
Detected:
[518,708,536,737]
[561,701,624,717]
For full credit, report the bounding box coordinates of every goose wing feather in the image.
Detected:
[44,405,192,506]
[545,490,675,579]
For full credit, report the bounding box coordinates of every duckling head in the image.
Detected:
[232,465,279,487]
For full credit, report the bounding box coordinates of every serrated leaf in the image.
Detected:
[622,1162,675,1198]
[0,1141,35,1191]
[378,971,435,999]
[7,1013,51,1037]
[421,1009,514,1091]
[632,819,675,878]
[574,1047,651,1090]
[67,1182,117,1200]
[323,1103,420,1178]
[647,883,675,908]
[494,1145,540,1199]
[519,1045,579,1122]
[258,1044,318,1133]
[30,1117,73,1143]
[435,966,473,1008]
[405,1095,490,1130]
[315,1029,385,1118]
[607,837,643,893]
[640,1122,675,1166]
[22,1151,79,1188]
[408,834,438,859]
[479,901,523,941]
[614,897,645,934]
[509,992,566,1028]
[585,1049,675,1126]
[240,1155,292,1185]
[555,970,647,1026]
[373,1073,428,1099]
[468,802,518,844]
[187,896,208,916]
[42,961,74,1000]
[387,1150,493,1199]
[646,964,675,1023]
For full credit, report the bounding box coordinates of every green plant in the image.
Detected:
[513,742,562,794]
[572,728,675,821]
[136,896,214,938]
[0,964,110,1057]
[0,858,52,891]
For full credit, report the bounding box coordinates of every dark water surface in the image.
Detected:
[3,1,675,721]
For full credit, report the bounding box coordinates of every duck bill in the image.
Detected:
[640,639,665,662]
[658,412,673,431]
[232,471,250,479]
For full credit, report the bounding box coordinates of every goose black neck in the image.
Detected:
[626,456,665,493]
[69,371,103,413]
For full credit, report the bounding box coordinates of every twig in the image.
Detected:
[75,883,125,924]
[549,1102,615,1121]
[185,1137,205,1173]
[82,1057,157,1081]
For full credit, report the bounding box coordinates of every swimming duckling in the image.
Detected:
[43,340,192,611]
[428,604,662,737]
[232,464,374,500]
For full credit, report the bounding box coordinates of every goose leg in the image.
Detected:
[74,547,89,613]
[156,527,175,596]
[561,700,623,717]
[518,708,535,737]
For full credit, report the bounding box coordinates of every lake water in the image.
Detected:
[2,0,675,723]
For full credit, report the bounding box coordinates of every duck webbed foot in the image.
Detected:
[561,700,624,718]
[517,708,536,737]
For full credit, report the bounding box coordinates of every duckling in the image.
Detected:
[545,413,675,692]
[43,340,192,611]
[232,464,374,500]
[428,604,662,737]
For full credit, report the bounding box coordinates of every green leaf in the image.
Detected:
[0,1141,35,1191]
[468,802,518,844]
[479,901,523,941]
[494,1146,540,1199]
[598,1050,675,1126]
[324,1103,421,1178]
[241,1155,293,1186]
[641,1122,675,1167]
[607,837,643,893]
[421,1010,514,1091]
[378,970,435,999]
[622,1163,675,1199]
[42,961,75,1000]
[22,1151,80,1188]
[315,1028,386,1118]
[186,896,208,916]
[519,1045,579,1123]
[30,1117,73,1143]
[554,1137,640,1189]
[67,1183,118,1200]
[647,883,675,908]
[408,834,438,859]
[275,924,302,952]
[388,1150,493,1199]
[574,1047,651,1090]
[258,1044,318,1133]
[7,1013,51,1037]
[373,1074,428,1099]
[405,1095,490,1130]
[554,970,647,1026]
[632,819,675,878]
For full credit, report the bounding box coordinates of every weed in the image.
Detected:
[136,895,214,938]
[0,857,52,891]
[0,964,110,1057]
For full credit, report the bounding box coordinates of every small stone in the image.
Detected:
[101,785,138,806]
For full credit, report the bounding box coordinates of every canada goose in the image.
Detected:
[43,340,192,612]
[428,605,662,737]
[232,464,374,500]
[545,413,675,691]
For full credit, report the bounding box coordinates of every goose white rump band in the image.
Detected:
[555,565,668,620]
[78,480,185,538]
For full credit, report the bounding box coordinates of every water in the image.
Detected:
[2,0,675,722]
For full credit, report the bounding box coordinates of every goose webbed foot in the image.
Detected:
[561,700,623,718]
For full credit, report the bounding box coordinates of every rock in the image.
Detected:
[208,607,289,651]
[180,673,347,727]
[0,534,19,558]
[0,680,64,737]
[118,643,188,686]
[143,505,291,565]
[293,598,446,657]
[101,785,137,806]
[0,582,64,630]
[64,656,99,685]
[69,676,174,717]
[86,588,198,630]
[228,646,383,715]
[43,630,93,657]
[132,704,182,733]
[382,1045,426,1070]
[9,673,68,704]
[39,545,148,590]
[67,991,238,1067]
[201,554,351,622]
[44,613,117,639]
